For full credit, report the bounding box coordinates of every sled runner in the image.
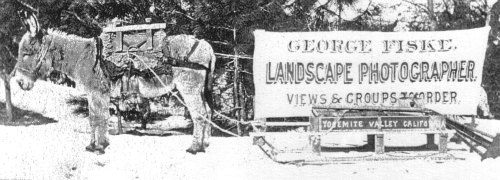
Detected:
[251,106,460,165]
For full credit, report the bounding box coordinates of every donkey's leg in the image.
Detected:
[188,115,208,154]
[172,68,210,154]
[202,114,211,149]
[85,96,97,152]
[140,97,151,129]
[202,94,212,149]
[141,107,150,129]
[176,86,210,154]
[187,97,209,154]
[97,118,110,153]
[88,92,111,154]
[85,118,97,152]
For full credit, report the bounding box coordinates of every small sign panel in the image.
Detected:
[320,116,429,131]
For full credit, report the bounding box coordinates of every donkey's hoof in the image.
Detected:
[94,147,105,155]
[186,147,205,155]
[108,129,120,135]
[100,141,110,149]
[94,149,105,155]
[85,144,95,152]
[186,148,197,155]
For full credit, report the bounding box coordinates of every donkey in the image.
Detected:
[14,12,215,154]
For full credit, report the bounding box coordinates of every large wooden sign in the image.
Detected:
[253,27,490,118]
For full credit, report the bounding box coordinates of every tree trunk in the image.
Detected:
[238,80,246,127]
[427,0,434,19]
[233,51,241,136]
[232,1,242,136]
[1,72,13,122]
[428,0,437,31]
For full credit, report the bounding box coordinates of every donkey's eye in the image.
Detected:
[21,47,33,55]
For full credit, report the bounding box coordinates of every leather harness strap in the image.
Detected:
[185,39,199,61]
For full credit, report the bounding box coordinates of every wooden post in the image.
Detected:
[116,31,123,52]
[375,134,384,154]
[254,118,267,132]
[146,29,153,50]
[426,134,438,149]
[116,104,123,134]
[367,135,375,149]
[309,114,321,155]
[309,134,321,155]
[309,117,320,132]
[438,133,448,153]
[232,1,242,136]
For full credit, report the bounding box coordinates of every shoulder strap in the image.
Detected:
[184,39,200,61]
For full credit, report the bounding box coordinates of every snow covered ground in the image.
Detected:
[1,80,500,180]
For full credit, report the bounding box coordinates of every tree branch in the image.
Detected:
[442,0,450,12]
[62,10,88,25]
[2,46,17,60]
[215,53,253,60]
[164,10,197,21]
[206,40,233,46]
[15,0,38,13]
[402,0,431,17]
[259,0,279,9]
[228,69,253,75]
[208,25,234,31]
[0,71,7,82]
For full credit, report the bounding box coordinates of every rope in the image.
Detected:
[321,110,348,135]
[213,110,251,125]
[127,52,242,137]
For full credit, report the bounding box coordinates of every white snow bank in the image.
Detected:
[1,80,500,179]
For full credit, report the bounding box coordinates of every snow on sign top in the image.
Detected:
[252,27,490,118]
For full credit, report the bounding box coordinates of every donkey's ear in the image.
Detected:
[17,11,28,27]
[18,11,40,37]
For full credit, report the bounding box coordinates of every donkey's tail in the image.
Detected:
[207,49,216,91]
[204,41,217,109]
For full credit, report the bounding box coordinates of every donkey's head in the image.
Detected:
[14,11,54,90]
